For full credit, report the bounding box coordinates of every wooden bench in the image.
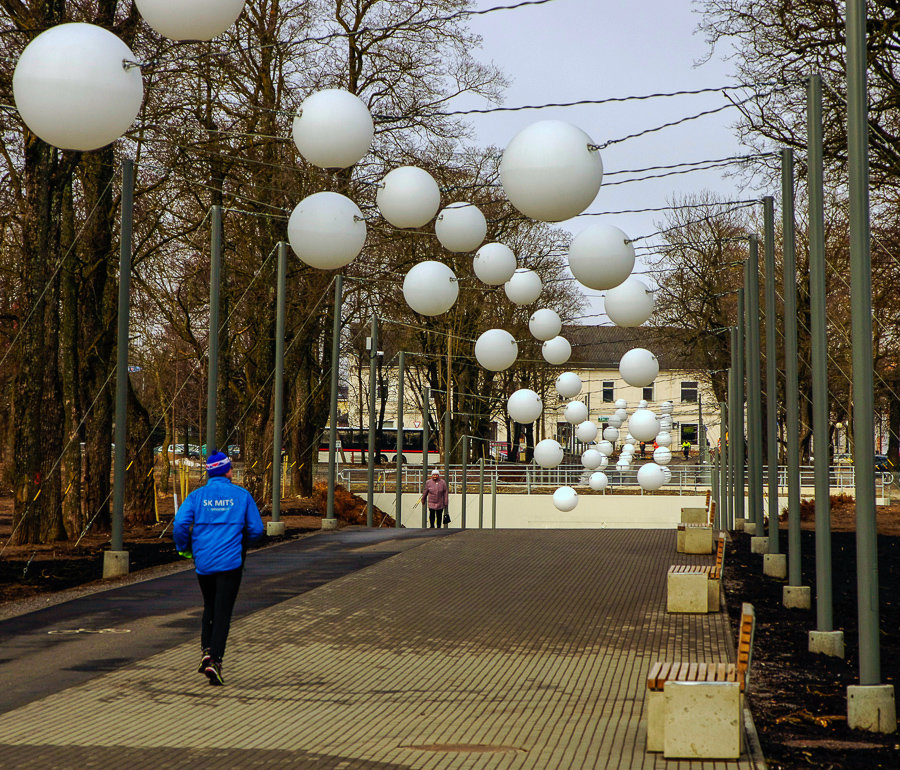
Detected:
[667,533,726,613]
[675,522,714,553]
[646,602,756,758]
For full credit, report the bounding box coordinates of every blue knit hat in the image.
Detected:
[206,451,232,477]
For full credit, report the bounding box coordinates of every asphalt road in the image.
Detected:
[0,527,453,714]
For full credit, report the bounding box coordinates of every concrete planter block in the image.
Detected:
[783,585,811,609]
[847,684,897,733]
[750,536,768,554]
[676,528,685,553]
[102,550,129,579]
[266,520,286,536]
[684,526,713,554]
[663,681,742,759]
[809,630,845,658]
[708,577,722,612]
[734,517,745,531]
[667,571,709,613]
[763,553,787,578]
[744,521,757,535]
[646,689,664,751]
[321,518,339,530]
[681,507,707,524]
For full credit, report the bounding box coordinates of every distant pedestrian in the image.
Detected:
[682,440,690,460]
[640,441,647,459]
[174,451,264,686]
[421,468,449,528]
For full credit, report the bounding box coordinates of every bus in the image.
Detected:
[319,426,440,465]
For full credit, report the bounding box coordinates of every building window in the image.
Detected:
[681,423,698,445]
[681,381,698,402]
[642,385,654,402]
[602,381,615,402]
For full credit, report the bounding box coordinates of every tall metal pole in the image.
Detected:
[326,276,343,523]
[719,400,728,529]
[206,205,223,455]
[699,395,707,466]
[782,150,801,584]
[271,242,287,523]
[808,73,834,631]
[745,242,764,532]
[444,403,451,478]
[366,316,378,528]
[478,456,485,528]
[395,351,405,528]
[461,434,468,528]
[847,0,883,688]
[763,196,780,552]
[728,334,737,527]
[735,289,746,526]
[111,158,134,558]
[422,386,430,528]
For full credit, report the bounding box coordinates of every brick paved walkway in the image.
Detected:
[0,529,758,768]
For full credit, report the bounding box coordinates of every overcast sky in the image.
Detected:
[462,0,766,314]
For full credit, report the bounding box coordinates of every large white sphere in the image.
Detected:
[596,440,614,456]
[529,308,562,341]
[552,485,579,512]
[607,414,623,429]
[637,462,666,491]
[564,400,589,425]
[505,269,542,305]
[629,409,660,442]
[575,420,598,443]
[661,466,673,483]
[659,401,674,414]
[589,471,609,491]
[474,329,518,372]
[292,89,373,169]
[13,24,144,152]
[402,261,458,316]
[602,426,619,443]
[473,242,517,285]
[555,371,582,399]
[614,398,628,409]
[500,120,603,222]
[534,439,564,469]
[542,336,572,365]
[581,448,604,470]
[376,167,440,228]
[653,446,673,465]
[618,348,659,387]
[507,389,543,424]
[435,202,486,252]
[135,0,245,40]
[568,223,636,291]
[656,431,672,448]
[288,192,366,269]
[604,277,655,327]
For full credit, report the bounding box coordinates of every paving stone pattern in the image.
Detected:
[0,529,754,769]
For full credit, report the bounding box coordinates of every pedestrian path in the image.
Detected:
[0,529,758,768]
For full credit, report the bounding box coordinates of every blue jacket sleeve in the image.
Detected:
[173,493,196,553]
[243,492,265,544]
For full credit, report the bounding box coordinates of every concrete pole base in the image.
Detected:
[783,585,811,609]
[750,536,768,554]
[321,518,338,530]
[744,522,757,535]
[809,630,845,658]
[847,684,897,733]
[763,553,786,578]
[102,550,129,579]
[266,521,286,536]
[733,517,745,531]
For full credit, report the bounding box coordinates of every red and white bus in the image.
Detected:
[319,427,441,465]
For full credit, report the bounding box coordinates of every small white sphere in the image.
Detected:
[473,242,517,285]
[607,414,622,429]
[659,401,674,414]
[659,416,674,431]
[639,399,649,408]
[542,336,572,365]
[568,223,636,291]
[552,485,579,512]
[615,408,628,422]
[292,89,373,169]
[505,269,543,305]
[288,192,366,269]
[596,440,614,456]
[602,426,619,443]
[637,462,666,491]
[534,439,564,469]
[621,443,636,455]
[604,277,655,327]
[13,23,144,152]
[616,457,631,470]
[629,409,660,442]
[500,120,603,222]
[661,466,673,483]
[508,389,543,424]
[656,431,672,448]
[474,329,518,372]
[589,471,609,491]
[402,261,458,316]
[575,420,598,443]
[135,0,245,40]
[529,308,562,341]
[618,348,659,388]
[653,446,672,465]
[581,448,604,470]
[614,398,628,409]
[435,202,487,252]
[564,400,589,425]
[377,166,440,228]
[555,371,582,399]
[598,454,609,468]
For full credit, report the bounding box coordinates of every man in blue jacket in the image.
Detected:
[174,451,264,686]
